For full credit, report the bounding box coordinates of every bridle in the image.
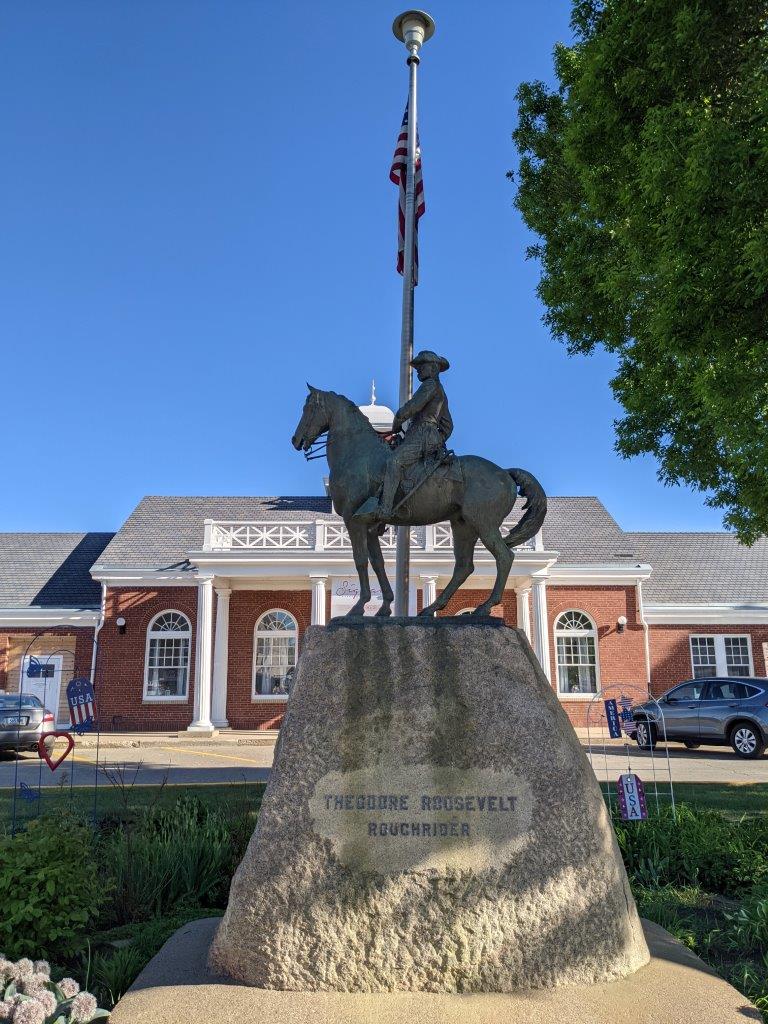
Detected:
[303,434,328,461]
[301,391,329,461]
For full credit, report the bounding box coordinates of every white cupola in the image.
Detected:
[358,380,395,434]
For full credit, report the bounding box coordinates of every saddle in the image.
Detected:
[390,450,462,521]
[401,449,462,490]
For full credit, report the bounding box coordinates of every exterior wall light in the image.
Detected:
[116,616,127,635]
[616,615,627,634]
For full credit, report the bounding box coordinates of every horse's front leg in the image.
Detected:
[345,519,372,616]
[367,526,393,617]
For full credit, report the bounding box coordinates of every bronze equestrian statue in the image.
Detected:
[291,352,546,618]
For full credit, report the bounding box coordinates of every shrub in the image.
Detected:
[0,820,106,960]
[613,804,768,897]
[91,946,145,1008]
[103,796,246,925]
[723,884,768,953]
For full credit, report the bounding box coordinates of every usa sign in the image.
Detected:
[66,677,97,732]
[617,772,648,821]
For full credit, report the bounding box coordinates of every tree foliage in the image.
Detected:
[512,0,768,541]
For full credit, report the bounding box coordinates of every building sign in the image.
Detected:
[66,677,96,733]
[309,764,533,874]
[330,577,383,618]
[604,699,622,739]
[617,773,648,821]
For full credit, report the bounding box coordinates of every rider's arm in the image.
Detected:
[439,406,454,441]
[392,379,436,431]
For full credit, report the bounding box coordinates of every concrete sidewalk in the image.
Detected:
[79,727,603,749]
[75,729,279,749]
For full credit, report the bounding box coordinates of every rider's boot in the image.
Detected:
[377,464,400,521]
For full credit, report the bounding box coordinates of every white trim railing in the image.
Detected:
[202,519,538,553]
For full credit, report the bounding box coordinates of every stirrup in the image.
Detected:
[353,496,386,525]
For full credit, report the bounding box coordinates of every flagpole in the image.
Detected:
[392,10,434,617]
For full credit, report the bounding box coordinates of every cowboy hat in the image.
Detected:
[410,350,450,372]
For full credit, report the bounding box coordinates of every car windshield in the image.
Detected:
[0,694,42,709]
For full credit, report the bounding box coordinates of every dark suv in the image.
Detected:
[632,678,768,759]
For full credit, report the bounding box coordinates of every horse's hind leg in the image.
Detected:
[472,523,513,617]
[367,526,393,617]
[419,516,478,616]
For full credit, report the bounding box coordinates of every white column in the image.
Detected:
[310,574,327,625]
[211,585,230,727]
[189,576,214,731]
[531,578,552,683]
[420,574,438,614]
[516,586,532,643]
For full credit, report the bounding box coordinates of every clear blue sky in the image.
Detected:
[0,0,724,535]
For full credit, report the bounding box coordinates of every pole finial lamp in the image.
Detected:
[392,10,435,55]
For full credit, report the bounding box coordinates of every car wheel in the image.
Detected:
[729,723,766,759]
[683,740,701,749]
[635,721,657,750]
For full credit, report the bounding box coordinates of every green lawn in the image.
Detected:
[601,781,768,817]
[0,780,267,825]
[1,779,765,825]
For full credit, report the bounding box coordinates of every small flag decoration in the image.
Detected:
[66,676,97,729]
[391,101,425,283]
[619,694,637,737]
[604,698,622,739]
[617,773,648,821]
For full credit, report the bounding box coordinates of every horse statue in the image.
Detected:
[292,385,547,618]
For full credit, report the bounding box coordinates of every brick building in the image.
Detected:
[2,496,767,732]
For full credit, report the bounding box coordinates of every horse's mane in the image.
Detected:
[324,390,382,437]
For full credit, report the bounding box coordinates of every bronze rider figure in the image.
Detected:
[375,349,453,522]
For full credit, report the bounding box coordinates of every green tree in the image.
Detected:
[512,0,768,542]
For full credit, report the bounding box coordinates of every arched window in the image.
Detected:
[253,610,298,699]
[144,611,191,700]
[554,610,599,695]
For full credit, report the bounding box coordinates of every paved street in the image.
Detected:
[1,732,768,791]
[0,741,272,790]
[581,738,768,784]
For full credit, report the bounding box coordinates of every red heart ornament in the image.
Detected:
[38,731,75,771]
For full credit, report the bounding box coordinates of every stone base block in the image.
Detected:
[110,917,761,1024]
[210,621,648,991]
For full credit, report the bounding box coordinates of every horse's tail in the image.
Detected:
[504,469,547,549]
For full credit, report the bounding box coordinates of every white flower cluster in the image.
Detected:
[0,956,106,1023]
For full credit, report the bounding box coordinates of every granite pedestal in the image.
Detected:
[210,619,649,991]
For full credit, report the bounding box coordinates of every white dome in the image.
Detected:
[358,381,395,433]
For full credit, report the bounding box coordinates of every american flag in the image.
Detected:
[619,694,637,737]
[390,101,425,283]
[69,696,95,727]
[66,677,96,728]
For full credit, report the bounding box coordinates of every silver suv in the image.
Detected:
[632,678,768,759]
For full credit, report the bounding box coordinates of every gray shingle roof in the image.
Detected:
[94,496,335,569]
[0,533,114,608]
[91,496,768,606]
[541,497,642,565]
[94,494,643,570]
[627,532,768,604]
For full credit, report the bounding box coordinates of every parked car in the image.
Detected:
[632,678,768,759]
[0,693,56,756]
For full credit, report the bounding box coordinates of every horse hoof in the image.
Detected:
[375,604,392,618]
[345,603,368,617]
[418,605,437,618]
